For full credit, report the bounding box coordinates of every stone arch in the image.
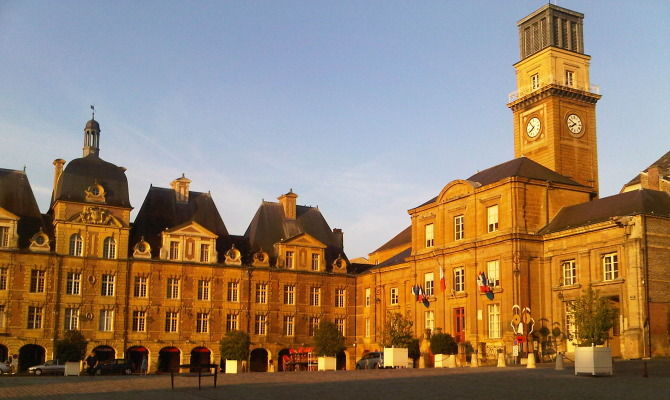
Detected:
[126,346,149,374]
[92,345,116,363]
[277,348,290,372]
[0,344,8,363]
[19,344,45,372]
[190,346,211,372]
[249,348,268,372]
[158,347,181,373]
[336,350,347,370]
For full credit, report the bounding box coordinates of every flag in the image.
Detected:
[439,266,446,292]
[422,296,430,308]
[417,286,424,303]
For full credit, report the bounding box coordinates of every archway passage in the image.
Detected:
[249,348,268,372]
[0,344,8,363]
[126,346,149,374]
[189,347,211,372]
[278,348,290,372]
[158,347,180,373]
[19,344,45,372]
[336,350,346,370]
[93,345,116,363]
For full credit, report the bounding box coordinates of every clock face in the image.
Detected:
[526,117,541,138]
[567,114,583,135]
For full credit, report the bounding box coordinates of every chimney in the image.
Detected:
[277,189,297,219]
[171,174,191,204]
[646,167,660,190]
[52,159,65,192]
[333,228,344,250]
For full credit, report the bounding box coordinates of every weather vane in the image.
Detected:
[90,104,95,120]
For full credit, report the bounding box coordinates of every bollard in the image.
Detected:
[526,352,536,369]
[497,352,506,368]
[555,352,564,370]
[470,353,479,368]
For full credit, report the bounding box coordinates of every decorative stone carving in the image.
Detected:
[84,182,106,203]
[224,244,242,266]
[251,249,270,267]
[133,237,152,259]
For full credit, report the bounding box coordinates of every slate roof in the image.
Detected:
[244,201,347,269]
[131,186,229,258]
[371,225,411,254]
[624,150,670,187]
[540,189,670,234]
[414,157,584,209]
[0,168,49,248]
[373,247,411,269]
[52,154,131,208]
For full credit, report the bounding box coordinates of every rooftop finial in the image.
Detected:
[90,104,95,120]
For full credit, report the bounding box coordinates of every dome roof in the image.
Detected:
[52,154,131,208]
[85,119,100,130]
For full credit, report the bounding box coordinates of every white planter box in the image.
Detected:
[64,361,81,376]
[317,356,336,371]
[434,354,448,368]
[383,347,408,368]
[574,346,612,376]
[225,359,242,374]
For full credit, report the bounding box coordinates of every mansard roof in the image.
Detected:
[540,189,670,234]
[244,201,346,268]
[52,154,131,208]
[371,225,411,254]
[131,186,229,257]
[374,247,411,269]
[624,150,670,187]
[0,168,50,248]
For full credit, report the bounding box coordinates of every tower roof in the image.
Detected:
[85,119,100,131]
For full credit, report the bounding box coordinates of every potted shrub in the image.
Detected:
[570,287,617,376]
[313,321,345,371]
[220,330,250,374]
[54,330,87,376]
[429,329,457,368]
[381,312,413,368]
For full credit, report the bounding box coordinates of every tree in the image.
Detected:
[429,330,458,355]
[570,287,618,346]
[313,321,346,357]
[54,330,87,362]
[381,312,414,348]
[220,330,251,361]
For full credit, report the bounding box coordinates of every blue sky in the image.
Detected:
[1,1,668,258]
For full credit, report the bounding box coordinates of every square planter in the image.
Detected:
[434,354,448,368]
[574,346,612,376]
[225,359,242,374]
[64,361,82,376]
[383,347,408,368]
[317,356,336,371]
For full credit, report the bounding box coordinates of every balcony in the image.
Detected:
[508,76,600,103]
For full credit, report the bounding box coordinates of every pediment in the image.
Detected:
[68,206,125,227]
[0,207,19,221]
[165,221,218,239]
[437,180,479,203]
[280,233,327,249]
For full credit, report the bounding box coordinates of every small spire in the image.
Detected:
[90,104,95,120]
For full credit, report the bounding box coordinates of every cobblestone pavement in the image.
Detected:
[0,360,668,400]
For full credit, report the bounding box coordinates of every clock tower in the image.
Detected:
[508,4,601,195]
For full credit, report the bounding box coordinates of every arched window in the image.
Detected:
[69,234,83,257]
[103,237,117,259]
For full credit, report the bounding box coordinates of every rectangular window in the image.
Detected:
[285,251,294,268]
[103,237,116,259]
[565,70,574,87]
[99,310,114,332]
[166,278,180,299]
[197,280,210,301]
[227,282,239,302]
[488,304,501,339]
[64,308,79,330]
[487,205,499,233]
[0,268,7,290]
[101,274,115,297]
[425,310,435,331]
[66,272,81,295]
[365,318,370,338]
[0,305,5,328]
[311,254,320,271]
[335,289,346,308]
[335,318,345,335]
[134,276,148,298]
[196,313,209,333]
[132,311,146,332]
[30,270,45,293]
[283,315,295,336]
[165,311,178,332]
[454,215,464,240]
[562,260,577,286]
[169,241,179,260]
[310,287,321,306]
[365,288,371,307]
[0,227,9,247]
[256,283,268,304]
[424,272,434,296]
[28,306,43,329]
[200,244,209,263]
[487,260,500,287]
[454,267,465,292]
[390,287,399,305]
[309,317,320,336]
[425,223,434,248]
[531,73,540,90]
[255,314,267,335]
[603,253,619,281]
[226,314,238,332]
[284,285,295,305]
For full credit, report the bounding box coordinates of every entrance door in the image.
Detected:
[454,307,465,342]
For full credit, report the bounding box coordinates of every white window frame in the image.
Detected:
[454,267,465,292]
[454,215,464,240]
[335,318,345,335]
[165,311,178,332]
[227,282,239,302]
[200,243,210,263]
[0,226,9,248]
[424,272,434,296]
[0,268,7,291]
[284,285,295,305]
[197,280,210,301]
[309,317,320,336]
[365,288,371,307]
[69,234,83,257]
[132,311,146,332]
[531,73,540,90]
[168,241,179,261]
[256,283,268,304]
[66,272,81,295]
[310,287,321,306]
[425,310,435,331]
[166,277,180,299]
[64,308,79,330]
[487,260,500,287]
[134,276,148,298]
[196,312,209,333]
[390,287,399,305]
[0,305,5,328]
[487,205,499,233]
[101,274,115,297]
[226,313,238,332]
[28,306,42,329]
[488,304,501,339]
[562,260,577,286]
[99,309,114,332]
[255,314,267,335]
[30,269,45,293]
[103,237,116,259]
[565,70,574,87]
[335,289,346,308]
[425,223,434,248]
[284,315,295,336]
[285,251,294,268]
[365,318,370,338]
[311,254,320,271]
[603,253,619,281]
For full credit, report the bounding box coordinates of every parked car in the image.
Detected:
[28,360,65,376]
[355,352,384,369]
[96,359,132,375]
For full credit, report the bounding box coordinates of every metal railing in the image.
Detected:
[508,77,600,102]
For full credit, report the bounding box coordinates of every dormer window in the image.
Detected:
[0,227,8,248]
[285,251,294,268]
[169,241,179,261]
